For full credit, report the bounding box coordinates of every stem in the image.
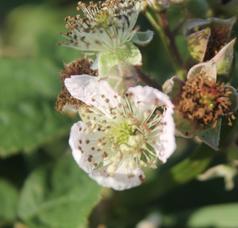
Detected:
[135,66,162,90]
[145,9,185,78]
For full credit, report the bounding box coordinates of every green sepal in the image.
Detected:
[226,85,238,112]
[187,27,211,62]
[98,43,142,77]
[162,76,184,102]
[174,111,198,138]
[132,30,154,46]
[187,61,217,81]
[197,119,222,151]
[212,39,236,76]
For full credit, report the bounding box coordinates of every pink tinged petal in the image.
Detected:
[69,121,105,174]
[127,86,176,163]
[153,106,176,163]
[127,85,174,120]
[187,61,217,81]
[69,121,144,190]
[91,164,145,191]
[65,75,121,116]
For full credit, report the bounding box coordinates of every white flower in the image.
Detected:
[65,75,176,190]
[63,0,142,52]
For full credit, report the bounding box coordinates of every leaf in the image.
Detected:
[198,164,237,190]
[0,58,73,157]
[3,5,81,63]
[17,155,102,228]
[187,203,238,227]
[0,180,18,225]
[98,43,142,77]
[132,30,154,46]
[197,119,222,151]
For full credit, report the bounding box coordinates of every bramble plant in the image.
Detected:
[58,0,238,190]
[1,0,238,227]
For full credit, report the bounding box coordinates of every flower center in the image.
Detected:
[109,121,136,145]
[95,11,110,27]
[177,74,233,127]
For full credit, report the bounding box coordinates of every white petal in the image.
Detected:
[65,75,121,116]
[187,61,217,81]
[152,106,176,163]
[127,85,174,120]
[69,121,104,173]
[69,121,144,190]
[92,163,145,191]
[127,86,176,163]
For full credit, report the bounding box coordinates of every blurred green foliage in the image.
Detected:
[0,0,238,227]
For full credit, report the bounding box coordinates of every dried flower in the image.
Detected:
[56,59,97,113]
[163,39,238,149]
[64,75,176,190]
[177,70,233,128]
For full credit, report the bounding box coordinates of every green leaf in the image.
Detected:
[18,155,102,228]
[3,5,81,63]
[0,180,18,225]
[98,43,142,77]
[0,58,72,157]
[188,203,238,227]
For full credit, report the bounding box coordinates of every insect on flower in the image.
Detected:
[64,75,176,190]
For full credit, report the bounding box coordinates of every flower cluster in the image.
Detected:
[58,0,176,190]
[57,0,237,190]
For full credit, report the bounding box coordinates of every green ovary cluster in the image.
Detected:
[109,121,136,145]
[95,11,110,27]
[200,94,215,110]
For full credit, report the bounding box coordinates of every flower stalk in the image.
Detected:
[145,8,185,78]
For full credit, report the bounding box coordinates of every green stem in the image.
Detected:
[145,9,185,78]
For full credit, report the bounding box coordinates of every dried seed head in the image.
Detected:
[56,59,97,112]
[177,74,234,128]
